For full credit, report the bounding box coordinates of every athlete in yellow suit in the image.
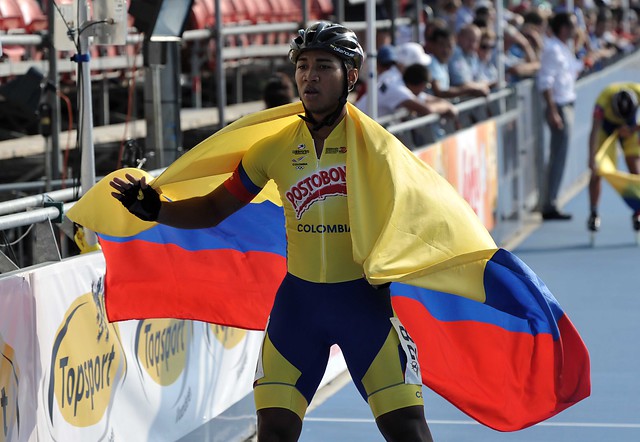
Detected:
[588,82,640,231]
[110,22,434,442]
[225,114,424,424]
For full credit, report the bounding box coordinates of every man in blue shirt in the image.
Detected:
[427,26,489,100]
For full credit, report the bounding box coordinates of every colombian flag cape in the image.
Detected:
[595,130,640,212]
[68,102,590,431]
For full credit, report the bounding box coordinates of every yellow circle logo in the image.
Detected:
[0,335,20,442]
[47,291,125,427]
[209,325,246,349]
[135,319,191,386]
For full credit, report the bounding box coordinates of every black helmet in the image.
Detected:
[289,21,364,70]
[611,88,639,120]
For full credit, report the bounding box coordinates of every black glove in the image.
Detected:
[117,181,161,222]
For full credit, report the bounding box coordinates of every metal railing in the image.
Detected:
[0,17,414,76]
[0,188,79,216]
[0,202,73,231]
[385,88,513,135]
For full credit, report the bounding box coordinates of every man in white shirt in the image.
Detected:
[396,42,432,71]
[356,44,455,120]
[355,45,407,117]
[536,11,583,220]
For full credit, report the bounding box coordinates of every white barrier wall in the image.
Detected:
[0,253,346,441]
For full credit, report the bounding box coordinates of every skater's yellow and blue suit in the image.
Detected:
[594,83,640,212]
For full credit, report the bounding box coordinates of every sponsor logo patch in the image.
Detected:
[325,146,347,154]
[292,144,310,170]
[285,166,347,219]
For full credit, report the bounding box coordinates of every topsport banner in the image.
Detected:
[1,251,346,441]
[14,253,255,441]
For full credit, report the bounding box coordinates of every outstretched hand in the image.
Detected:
[110,173,161,221]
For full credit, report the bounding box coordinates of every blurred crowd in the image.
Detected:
[350,0,640,121]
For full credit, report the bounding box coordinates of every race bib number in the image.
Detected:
[254,318,270,382]
[390,317,421,385]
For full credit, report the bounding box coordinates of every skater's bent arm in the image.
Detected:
[157,184,249,229]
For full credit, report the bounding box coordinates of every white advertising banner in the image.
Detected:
[31,253,124,441]
[29,253,264,441]
[416,121,498,230]
[0,275,37,442]
[109,321,263,441]
[23,252,349,441]
[1,251,347,441]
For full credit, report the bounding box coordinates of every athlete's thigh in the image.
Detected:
[254,274,331,418]
[597,129,618,165]
[334,283,424,418]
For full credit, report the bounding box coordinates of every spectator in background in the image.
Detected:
[476,29,498,86]
[455,0,477,32]
[427,27,489,100]
[355,43,456,122]
[556,0,589,31]
[403,63,459,144]
[503,24,541,83]
[555,0,592,57]
[520,9,546,59]
[263,73,294,108]
[474,0,524,31]
[447,24,492,96]
[449,24,481,86]
[537,12,583,220]
[522,8,547,34]
[586,8,619,68]
[423,17,449,54]
[426,27,455,94]
[402,63,458,121]
[590,8,633,56]
[473,1,496,30]
[533,0,555,19]
[472,16,490,30]
[396,42,432,72]
[398,42,459,122]
[355,45,405,117]
[436,0,461,32]
[613,7,640,46]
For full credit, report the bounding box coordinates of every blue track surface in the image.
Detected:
[299,181,640,441]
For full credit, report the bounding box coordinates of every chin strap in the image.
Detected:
[298,98,346,131]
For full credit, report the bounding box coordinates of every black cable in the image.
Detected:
[79,20,111,37]
[1,230,20,265]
